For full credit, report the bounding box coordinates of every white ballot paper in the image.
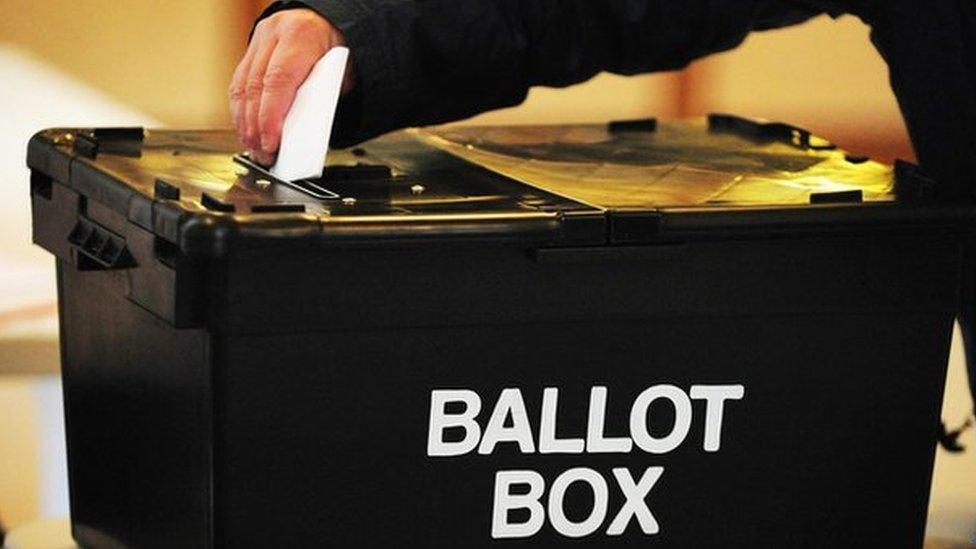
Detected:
[271,46,349,182]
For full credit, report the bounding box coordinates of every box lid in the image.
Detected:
[26,115,974,257]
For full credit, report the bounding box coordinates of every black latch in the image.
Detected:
[154,178,181,200]
[708,113,836,151]
[608,118,658,134]
[200,193,236,213]
[72,127,145,159]
[67,217,135,270]
[73,132,99,159]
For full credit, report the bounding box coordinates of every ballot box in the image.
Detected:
[26,116,975,548]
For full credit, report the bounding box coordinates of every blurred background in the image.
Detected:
[0,1,972,545]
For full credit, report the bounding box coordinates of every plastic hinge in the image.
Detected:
[558,211,608,245]
[609,211,663,243]
[894,160,937,202]
[608,118,658,134]
[708,113,836,151]
[67,217,135,270]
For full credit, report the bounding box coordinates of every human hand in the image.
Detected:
[229,8,353,166]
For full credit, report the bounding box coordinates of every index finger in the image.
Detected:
[257,45,328,156]
[229,43,256,145]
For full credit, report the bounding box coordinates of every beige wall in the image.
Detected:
[0,378,40,529]
[0,0,248,127]
[461,72,680,126]
[686,14,912,161]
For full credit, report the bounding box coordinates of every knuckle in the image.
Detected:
[228,83,245,100]
[282,14,325,40]
[253,16,276,34]
[262,65,296,89]
[244,76,264,98]
[281,14,310,31]
[265,10,291,25]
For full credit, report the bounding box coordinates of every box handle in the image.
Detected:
[67,217,135,271]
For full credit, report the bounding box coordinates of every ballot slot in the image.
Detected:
[234,152,543,213]
[233,153,400,202]
[290,178,339,200]
[233,154,340,200]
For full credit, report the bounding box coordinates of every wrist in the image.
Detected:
[251,2,344,44]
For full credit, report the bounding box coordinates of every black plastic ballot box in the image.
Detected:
[26,116,976,548]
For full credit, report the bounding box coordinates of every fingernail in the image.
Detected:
[261,135,273,153]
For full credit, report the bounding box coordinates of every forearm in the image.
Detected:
[292,0,530,146]
[285,0,823,146]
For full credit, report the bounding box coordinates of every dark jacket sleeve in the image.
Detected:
[262,0,976,198]
[791,0,976,197]
[262,0,823,147]
[868,1,976,198]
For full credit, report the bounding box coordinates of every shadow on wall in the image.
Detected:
[680,14,914,162]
